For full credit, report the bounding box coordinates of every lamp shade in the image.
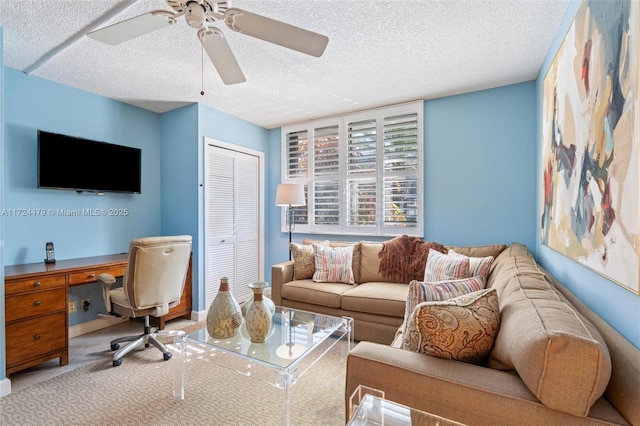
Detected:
[275,183,306,206]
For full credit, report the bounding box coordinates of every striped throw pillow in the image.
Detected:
[402,276,486,332]
[448,249,494,282]
[312,244,355,284]
[423,249,470,282]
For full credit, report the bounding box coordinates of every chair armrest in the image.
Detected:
[270,261,294,305]
[97,273,117,313]
[346,342,553,425]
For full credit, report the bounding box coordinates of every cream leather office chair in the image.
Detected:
[97,235,192,367]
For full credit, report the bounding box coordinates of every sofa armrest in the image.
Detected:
[346,342,596,425]
[271,261,294,305]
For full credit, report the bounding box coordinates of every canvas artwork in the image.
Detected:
[541,0,640,294]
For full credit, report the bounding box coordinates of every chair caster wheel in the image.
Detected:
[111,343,120,351]
[163,352,172,361]
[113,359,122,367]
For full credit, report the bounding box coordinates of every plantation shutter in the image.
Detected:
[382,112,419,231]
[281,101,422,237]
[285,130,308,179]
[313,125,340,227]
[347,119,377,228]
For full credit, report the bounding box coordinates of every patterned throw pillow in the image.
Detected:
[402,288,500,365]
[399,276,486,337]
[423,249,470,282]
[312,244,355,284]
[448,249,494,282]
[290,242,321,280]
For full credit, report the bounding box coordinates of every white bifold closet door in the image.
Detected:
[205,141,261,309]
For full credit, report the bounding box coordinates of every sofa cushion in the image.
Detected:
[359,242,386,283]
[341,282,408,317]
[486,243,545,290]
[312,244,355,284]
[402,288,500,365]
[281,279,353,309]
[445,244,507,259]
[423,249,470,282]
[488,243,612,417]
[290,241,328,280]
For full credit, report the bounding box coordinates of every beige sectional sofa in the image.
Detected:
[271,240,640,425]
[271,239,488,344]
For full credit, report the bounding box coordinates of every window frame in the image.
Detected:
[280,101,423,237]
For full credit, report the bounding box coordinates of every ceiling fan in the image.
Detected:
[87,0,329,85]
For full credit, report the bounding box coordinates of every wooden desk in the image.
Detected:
[4,254,192,377]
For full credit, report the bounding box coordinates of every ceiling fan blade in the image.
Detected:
[200,29,246,85]
[223,8,329,57]
[88,11,174,45]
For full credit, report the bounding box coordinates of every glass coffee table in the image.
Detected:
[173,306,353,425]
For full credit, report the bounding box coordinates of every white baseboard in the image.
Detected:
[191,309,206,322]
[0,377,11,398]
[69,316,128,339]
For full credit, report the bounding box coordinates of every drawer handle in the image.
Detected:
[34,334,41,340]
[33,281,42,287]
[88,273,96,278]
[34,301,42,306]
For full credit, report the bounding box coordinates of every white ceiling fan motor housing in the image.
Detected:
[185,1,207,29]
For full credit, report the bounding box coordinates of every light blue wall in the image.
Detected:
[3,68,162,328]
[266,83,538,275]
[160,104,200,309]
[535,0,640,348]
[3,69,162,265]
[1,26,7,384]
[160,103,270,312]
[424,83,537,248]
[266,128,285,270]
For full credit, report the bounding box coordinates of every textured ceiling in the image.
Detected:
[0,0,570,129]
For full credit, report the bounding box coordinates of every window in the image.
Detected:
[281,101,423,237]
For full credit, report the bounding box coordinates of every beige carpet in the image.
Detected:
[1,334,348,426]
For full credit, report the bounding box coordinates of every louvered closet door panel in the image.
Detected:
[235,240,257,302]
[205,143,261,308]
[206,147,236,305]
[234,154,259,302]
[206,244,235,307]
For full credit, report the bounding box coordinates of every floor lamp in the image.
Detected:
[275,183,306,260]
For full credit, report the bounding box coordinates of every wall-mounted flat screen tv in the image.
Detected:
[38,130,142,194]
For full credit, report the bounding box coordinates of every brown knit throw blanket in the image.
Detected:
[378,235,447,283]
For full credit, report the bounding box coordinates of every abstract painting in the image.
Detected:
[541,0,639,294]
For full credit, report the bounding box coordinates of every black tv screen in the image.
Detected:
[38,130,141,194]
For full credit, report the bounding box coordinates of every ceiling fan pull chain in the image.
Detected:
[201,42,205,96]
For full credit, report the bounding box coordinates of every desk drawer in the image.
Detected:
[6,312,67,365]
[6,288,67,322]
[5,275,65,296]
[68,265,127,285]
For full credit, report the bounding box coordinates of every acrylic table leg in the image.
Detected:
[341,316,354,358]
[279,371,293,426]
[173,333,186,400]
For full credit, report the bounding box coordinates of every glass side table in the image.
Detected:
[348,385,466,426]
